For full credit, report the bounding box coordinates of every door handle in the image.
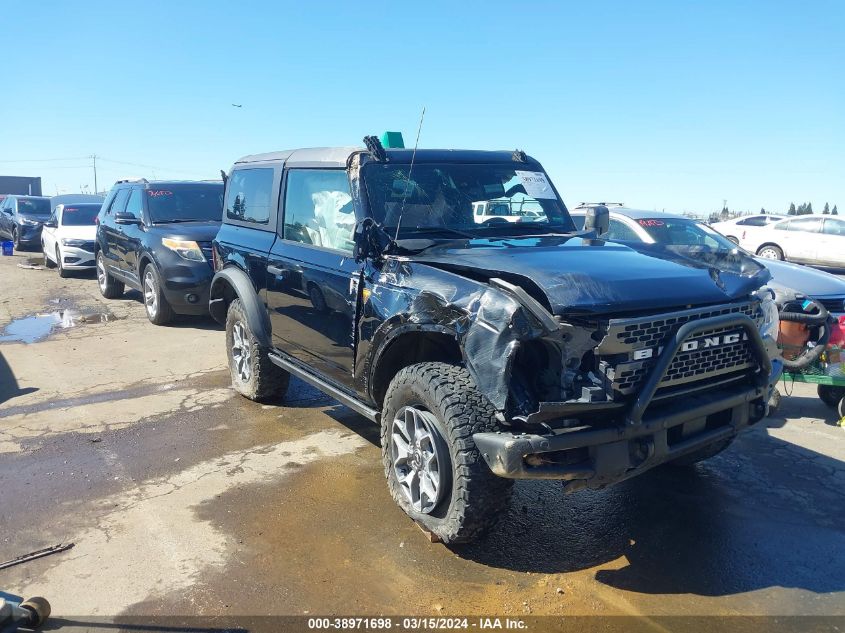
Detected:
[267,265,287,279]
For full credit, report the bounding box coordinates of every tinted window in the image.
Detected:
[61,204,101,226]
[147,184,223,223]
[124,189,143,219]
[737,216,767,227]
[226,169,273,224]
[823,218,845,236]
[283,169,354,253]
[781,217,823,233]
[607,218,640,241]
[571,214,586,230]
[109,189,130,214]
[635,217,735,249]
[17,197,50,216]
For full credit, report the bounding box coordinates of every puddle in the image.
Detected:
[0,310,121,344]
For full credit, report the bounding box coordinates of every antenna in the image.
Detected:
[394,106,426,242]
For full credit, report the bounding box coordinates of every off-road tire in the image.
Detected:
[96,251,125,299]
[381,362,513,543]
[142,263,175,325]
[667,436,735,467]
[757,244,784,260]
[225,298,290,402]
[817,384,845,409]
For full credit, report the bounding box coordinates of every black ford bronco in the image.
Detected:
[210,138,783,543]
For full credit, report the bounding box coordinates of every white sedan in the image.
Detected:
[742,216,845,267]
[710,214,786,245]
[41,202,101,277]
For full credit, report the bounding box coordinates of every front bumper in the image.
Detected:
[17,223,43,245]
[475,313,782,488]
[60,245,96,269]
[160,262,213,315]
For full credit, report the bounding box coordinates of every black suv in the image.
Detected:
[96,179,224,324]
[210,140,782,543]
[0,195,52,249]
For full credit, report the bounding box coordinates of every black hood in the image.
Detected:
[408,235,771,316]
[149,221,220,242]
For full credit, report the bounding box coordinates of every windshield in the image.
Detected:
[362,163,572,238]
[17,197,51,216]
[636,217,738,250]
[146,184,224,223]
[61,204,101,226]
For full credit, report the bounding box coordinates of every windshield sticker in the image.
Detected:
[514,171,556,199]
[638,219,665,227]
[147,190,173,197]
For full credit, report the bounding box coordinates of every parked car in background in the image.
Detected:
[471,198,546,224]
[96,179,224,325]
[41,203,102,277]
[50,193,105,212]
[711,214,786,245]
[210,142,782,543]
[570,205,845,313]
[0,195,52,249]
[739,216,845,267]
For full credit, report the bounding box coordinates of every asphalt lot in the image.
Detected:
[0,251,843,624]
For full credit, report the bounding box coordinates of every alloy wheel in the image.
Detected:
[231,321,252,382]
[97,255,107,292]
[391,405,447,514]
[144,270,158,319]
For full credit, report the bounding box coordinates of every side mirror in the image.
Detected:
[114,212,142,225]
[45,221,57,228]
[353,218,393,263]
[584,205,609,237]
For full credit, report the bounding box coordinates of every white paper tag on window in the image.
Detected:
[515,171,556,199]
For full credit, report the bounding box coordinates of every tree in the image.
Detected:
[833,205,839,216]
[806,202,813,215]
[720,206,730,220]
[823,202,830,215]
[788,202,797,215]
[760,207,767,214]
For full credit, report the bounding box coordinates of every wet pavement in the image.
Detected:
[0,251,843,625]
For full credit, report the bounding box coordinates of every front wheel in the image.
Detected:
[142,263,174,325]
[43,242,56,268]
[727,236,739,245]
[817,384,845,409]
[57,246,70,278]
[96,251,125,299]
[12,227,20,250]
[381,362,513,544]
[225,298,290,402]
[757,244,784,260]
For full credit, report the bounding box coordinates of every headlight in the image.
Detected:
[162,238,205,262]
[19,217,40,226]
[759,292,780,341]
[61,238,87,247]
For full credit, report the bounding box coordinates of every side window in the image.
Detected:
[607,218,639,241]
[225,168,274,224]
[737,216,766,227]
[124,188,143,219]
[823,218,845,236]
[283,169,354,253]
[785,217,823,233]
[570,214,586,230]
[109,189,130,214]
[49,209,59,225]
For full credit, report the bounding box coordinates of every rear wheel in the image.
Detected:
[142,263,174,325]
[96,251,125,299]
[727,236,739,245]
[757,244,784,260]
[225,298,290,402]
[817,384,845,409]
[381,362,513,543]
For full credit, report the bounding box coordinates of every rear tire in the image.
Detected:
[97,251,125,299]
[757,244,784,260]
[727,236,739,245]
[667,437,734,467]
[817,384,845,409]
[225,298,290,402]
[381,362,513,544]
[142,263,174,325]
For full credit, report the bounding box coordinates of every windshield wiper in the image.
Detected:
[154,219,209,224]
[398,227,475,240]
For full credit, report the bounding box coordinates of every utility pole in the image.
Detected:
[91,154,98,194]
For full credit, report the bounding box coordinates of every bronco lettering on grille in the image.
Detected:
[632,331,749,361]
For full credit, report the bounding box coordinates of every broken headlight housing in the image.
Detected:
[758,288,780,341]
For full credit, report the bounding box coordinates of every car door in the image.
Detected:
[776,217,823,262]
[120,187,145,283]
[265,167,359,388]
[0,198,12,238]
[99,188,131,275]
[819,218,845,266]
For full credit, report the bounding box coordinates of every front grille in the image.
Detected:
[597,302,762,397]
[197,241,213,268]
[817,297,845,314]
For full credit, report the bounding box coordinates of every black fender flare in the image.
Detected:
[209,267,272,348]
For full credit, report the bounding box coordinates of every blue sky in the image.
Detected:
[1,0,842,216]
